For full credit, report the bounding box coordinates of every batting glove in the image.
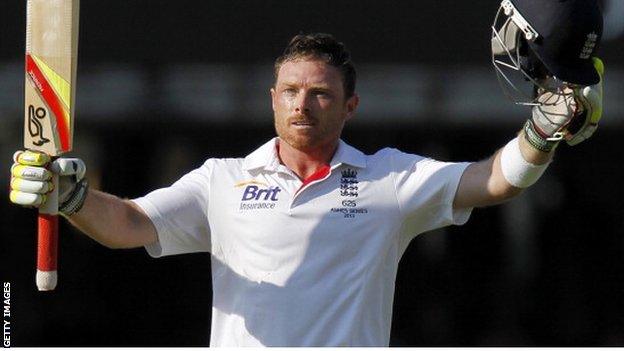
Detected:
[10,150,88,216]
[526,57,604,151]
[566,57,604,146]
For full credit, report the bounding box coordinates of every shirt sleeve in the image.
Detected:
[132,160,213,257]
[390,150,473,241]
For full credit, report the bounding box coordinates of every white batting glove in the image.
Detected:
[530,85,578,140]
[522,85,576,152]
[10,150,88,216]
[525,57,604,152]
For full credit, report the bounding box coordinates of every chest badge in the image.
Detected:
[330,168,368,218]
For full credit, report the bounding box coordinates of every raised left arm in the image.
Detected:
[453,58,604,210]
[453,131,553,209]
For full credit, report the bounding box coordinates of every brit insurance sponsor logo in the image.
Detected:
[235,180,282,211]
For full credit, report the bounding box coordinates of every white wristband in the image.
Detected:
[500,137,549,188]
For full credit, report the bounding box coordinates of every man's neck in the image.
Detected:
[277,139,338,180]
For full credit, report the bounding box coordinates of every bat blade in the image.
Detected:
[25,0,80,291]
[25,0,79,156]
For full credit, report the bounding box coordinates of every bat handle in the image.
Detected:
[37,172,59,291]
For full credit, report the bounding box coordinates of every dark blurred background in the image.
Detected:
[1,0,623,346]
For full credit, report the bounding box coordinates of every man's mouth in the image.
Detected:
[291,119,316,127]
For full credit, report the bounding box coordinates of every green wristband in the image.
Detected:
[523,120,560,153]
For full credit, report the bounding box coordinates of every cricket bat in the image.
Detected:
[24,0,80,291]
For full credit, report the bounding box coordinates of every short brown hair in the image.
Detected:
[274,33,356,98]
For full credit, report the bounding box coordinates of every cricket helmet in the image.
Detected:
[491,0,603,105]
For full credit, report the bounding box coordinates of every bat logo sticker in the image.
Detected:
[28,104,50,146]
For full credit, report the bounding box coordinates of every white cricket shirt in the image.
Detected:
[133,138,472,346]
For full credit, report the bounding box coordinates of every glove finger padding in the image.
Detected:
[9,190,45,207]
[11,163,52,181]
[566,57,604,146]
[11,177,53,194]
[13,150,50,166]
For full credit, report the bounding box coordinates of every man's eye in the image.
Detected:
[283,88,297,95]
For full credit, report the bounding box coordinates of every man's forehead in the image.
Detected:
[276,59,342,86]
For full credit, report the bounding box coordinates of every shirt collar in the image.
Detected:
[242,137,367,172]
[330,139,367,169]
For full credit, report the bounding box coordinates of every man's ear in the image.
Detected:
[345,93,359,121]
[270,87,277,112]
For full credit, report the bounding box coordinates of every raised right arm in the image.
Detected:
[66,189,157,249]
[10,151,156,249]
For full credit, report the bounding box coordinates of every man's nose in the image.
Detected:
[294,92,311,113]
